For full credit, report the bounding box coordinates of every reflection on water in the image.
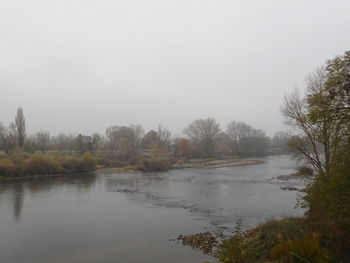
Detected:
[0,173,97,222]
[0,155,304,263]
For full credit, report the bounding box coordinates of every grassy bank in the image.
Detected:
[179,217,331,263]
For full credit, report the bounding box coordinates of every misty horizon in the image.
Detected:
[1,0,350,137]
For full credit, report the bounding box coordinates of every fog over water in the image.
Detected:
[1,0,349,136]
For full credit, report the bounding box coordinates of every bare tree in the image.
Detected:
[184,118,221,157]
[34,131,50,153]
[105,124,144,157]
[0,123,17,152]
[271,131,291,148]
[141,130,159,150]
[50,133,77,152]
[226,121,268,156]
[130,124,145,150]
[282,68,345,176]
[7,122,18,149]
[15,107,26,148]
[0,122,8,152]
[157,124,171,148]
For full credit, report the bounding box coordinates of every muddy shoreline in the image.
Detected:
[171,158,264,170]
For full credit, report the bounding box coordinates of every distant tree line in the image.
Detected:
[0,109,291,160]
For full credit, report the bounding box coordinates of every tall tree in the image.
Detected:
[282,68,346,177]
[7,122,18,149]
[141,130,159,150]
[105,124,144,156]
[226,121,268,156]
[174,138,192,157]
[15,107,26,148]
[283,51,350,260]
[184,118,221,157]
[324,50,350,132]
[0,122,7,151]
[34,131,50,153]
[157,124,171,148]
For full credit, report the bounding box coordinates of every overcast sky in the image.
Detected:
[0,0,349,137]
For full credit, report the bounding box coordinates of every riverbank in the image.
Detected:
[0,151,98,180]
[177,216,330,263]
[171,158,264,170]
[98,157,265,174]
[0,152,264,181]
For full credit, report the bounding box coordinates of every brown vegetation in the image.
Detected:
[135,156,170,172]
[0,150,98,178]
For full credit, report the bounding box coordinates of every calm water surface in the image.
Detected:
[0,155,304,263]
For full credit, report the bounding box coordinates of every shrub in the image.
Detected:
[97,157,112,167]
[304,172,350,261]
[215,219,253,263]
[0,151,100,177]
[80,152,97,171]
[243,217,306,261]
[0,151,8,159]
[21,154,60,175]
[271,233,330,263]
[10,148,30,160]
[59,156,81,171]
[0,159,17,177]
[136,156,170,172]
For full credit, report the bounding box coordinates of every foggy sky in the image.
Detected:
[1,0,349,137]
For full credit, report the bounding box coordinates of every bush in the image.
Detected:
[59,156,81,171]
[80,152,97,171]
[97,157,112,167]
[0,151,8,159]
[243,217,306,262]
[271,233,330,263]
[21,154,60,175]
[304,172,350,261]
[10,148,30,160]
[215,219,253,263]
[0,159,17,177]
[136,156,170,172]
[0,151,100,177]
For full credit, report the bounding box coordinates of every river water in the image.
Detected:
[0,155,305,263]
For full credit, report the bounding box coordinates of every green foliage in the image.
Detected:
[215,219,253,263]
[304,152,350,260]
[283,50,350,261]
[242,217,306,262]
[271,233,330,263]
[0,151,8,159]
